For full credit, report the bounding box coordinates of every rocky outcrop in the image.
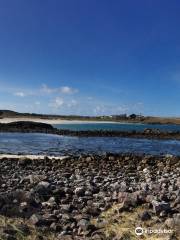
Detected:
[0,121,54,133]
[0,121,180,140]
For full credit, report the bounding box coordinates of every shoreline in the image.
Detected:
[1,117,180,125]
[0,117,132,124]
[0,154,70,160]
[0,152,177,159]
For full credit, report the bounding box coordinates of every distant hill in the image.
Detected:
[0,110,131,120]
[0,110,21,118]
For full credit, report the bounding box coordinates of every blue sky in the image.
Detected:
[0,0,180,116]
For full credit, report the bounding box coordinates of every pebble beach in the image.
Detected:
[0,153,179,239]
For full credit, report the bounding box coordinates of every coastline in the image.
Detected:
[0,154,70,160]
[1,116,180,125]
[1,121,180,139]
[0,117,127,125]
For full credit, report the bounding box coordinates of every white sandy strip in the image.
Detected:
[0,117,131,125]
[0,117,75,124]
[0,154,70,160]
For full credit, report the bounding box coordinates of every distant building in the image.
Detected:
[111,114,127,120]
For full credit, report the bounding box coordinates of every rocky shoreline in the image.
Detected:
[0,121,180,140]
[0,153,179,239]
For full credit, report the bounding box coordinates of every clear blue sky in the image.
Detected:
[0,0,180,116]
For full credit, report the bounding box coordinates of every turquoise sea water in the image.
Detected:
[54,122,180,132]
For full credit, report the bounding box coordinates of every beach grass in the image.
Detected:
[0,215,56,240]
[92,204,179,240]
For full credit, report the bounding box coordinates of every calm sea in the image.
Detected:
[53,122,180,132]
[0,132,180,156]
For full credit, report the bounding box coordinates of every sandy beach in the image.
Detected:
[0,117,124,125]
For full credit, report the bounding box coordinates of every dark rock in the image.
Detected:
[33,181,51,201]
[50,222,62,232]
[29,214,42,226]
[84,206,101,217]
[60,204,74,213]
[151,200,171,215]
[77,218,97,235]
[140,211,151,221]
[18,158,32,167]
[74,187,85,197]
